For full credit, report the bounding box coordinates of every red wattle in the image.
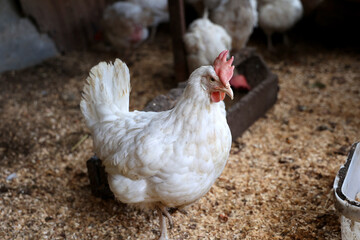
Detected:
[211,92,225,102]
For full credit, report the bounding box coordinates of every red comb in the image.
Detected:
[213,50,235,87]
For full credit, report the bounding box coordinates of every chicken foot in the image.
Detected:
[169,207,188,215]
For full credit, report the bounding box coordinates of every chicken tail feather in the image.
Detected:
[80,59,130,129]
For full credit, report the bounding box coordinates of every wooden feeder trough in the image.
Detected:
[334,142,360,240]
[86,48,279,199]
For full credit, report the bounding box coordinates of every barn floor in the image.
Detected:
[1,27,360,239]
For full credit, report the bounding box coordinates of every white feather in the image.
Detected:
[80,59,130,128]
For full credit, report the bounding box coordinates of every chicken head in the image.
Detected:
[210,50,234,102]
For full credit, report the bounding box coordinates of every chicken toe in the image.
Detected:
[158,205,173,229]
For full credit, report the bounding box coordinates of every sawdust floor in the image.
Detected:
[1,29,360,239]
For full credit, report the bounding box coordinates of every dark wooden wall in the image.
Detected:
[20,0,113,52]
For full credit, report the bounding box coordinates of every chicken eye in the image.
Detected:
[210,77,216,82]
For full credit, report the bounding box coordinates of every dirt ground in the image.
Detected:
[0,26,360,239]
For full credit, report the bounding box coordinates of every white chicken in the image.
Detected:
[205,0,258,51]
[127,0,169,39]
[184,13,232,72]
[102,0,169,51]
[102,2,150,50]
[80,50,234,239]
[257,0,303,50]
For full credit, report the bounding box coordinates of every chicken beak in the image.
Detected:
[220,84,234,100]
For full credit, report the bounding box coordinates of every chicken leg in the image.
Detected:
[266,33,275,52]
[149,25,157,42]
[157,204,173,240]
[283,33,290,47]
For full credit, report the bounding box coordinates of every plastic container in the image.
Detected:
[334,142,360,239]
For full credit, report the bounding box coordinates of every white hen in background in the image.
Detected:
[205,0,258,51]
[184,13,232,72]
[102,2,150,51]
[80,51,234,239]
[257,0,303,50]
[102,0,169,51]
[127,0,169,39]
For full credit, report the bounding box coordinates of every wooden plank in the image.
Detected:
[168,0,189,83]
[20,0,107,52]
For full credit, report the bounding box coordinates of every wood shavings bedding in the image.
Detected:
[0,30,359,239]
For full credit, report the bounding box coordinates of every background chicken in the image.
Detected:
[205,0,258,51]
[128,0,169,39]
[102,0,169,52]
[184,13,232,72]
[257,0,303,50]
[80,51,234,239]
[184,11,251,90]
[102,2,150,51]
